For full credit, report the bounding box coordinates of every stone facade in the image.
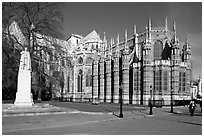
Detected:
[8,18,192,104]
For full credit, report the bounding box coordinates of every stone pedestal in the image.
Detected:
[14,70,33,107]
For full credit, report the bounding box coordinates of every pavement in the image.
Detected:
[2,101,202,135]
[2,102,78,117]
[2,101,149,117]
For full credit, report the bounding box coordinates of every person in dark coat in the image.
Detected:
[189,100,196,116]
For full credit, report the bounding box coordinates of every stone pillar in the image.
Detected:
[106,57,112,103]
[99,59,105,102]
[133,62,141,104]
[93,60,99,100]
[171,65,180,100]
[186,68,191,98]
[113,57,119,103]
[143,48,153,105]
[122,53,130,104]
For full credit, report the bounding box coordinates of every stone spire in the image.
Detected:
[173,21,177,43]
[125,29,128,42]
[134,25,137,36]
[110,38,113,55]
[117,34,120,54]
[117,34,120,45]
[125,30,128,50]
[165,17,168,30]
[185,37,191,51]
[148,17,151,31]
[134,25,138,43]
[103,32,107,56]
[173,21,176,32]
[103,32,107,43]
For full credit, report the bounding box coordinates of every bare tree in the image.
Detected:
[2,2,64,101]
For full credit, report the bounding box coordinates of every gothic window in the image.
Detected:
[61,59,65,67]
[78,57,83,65]
[85,57,93,65]
[162,41,172,60]
[134,71,140,92]
[50,52,53,61]
[179,72,182,92]
[54,52,58,61]
[67,75,70,93]
[86,69,92,87]
[154,70,160,91]
[179,72,186,92]
[163,71,168,91]
[154,40,163,60]
[182,72,186,92]
[91,44,94,50]
[77,69,83,92]
[95,44,98,50]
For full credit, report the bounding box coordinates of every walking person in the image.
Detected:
[189,100,196,116]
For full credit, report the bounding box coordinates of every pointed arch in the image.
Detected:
[85,57,93,65]
[153,40,163,60]
[78,56,83,64]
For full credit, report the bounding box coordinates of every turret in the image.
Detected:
[182,37,191,62]
[171,21,180,65]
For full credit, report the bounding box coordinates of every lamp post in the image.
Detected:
[170,90,174,113]
[149,85,153,115]
[119,85,123,118]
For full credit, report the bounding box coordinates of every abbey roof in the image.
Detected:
[80,30,101,43]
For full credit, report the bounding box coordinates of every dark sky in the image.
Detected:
[62,2,202,80]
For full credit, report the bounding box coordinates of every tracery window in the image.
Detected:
[179,72,186,92]
[86,69,92,87]
[154,40,163,60]
[163,71,168,91]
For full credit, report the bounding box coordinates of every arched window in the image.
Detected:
[85,57,93,65]
[77,69,83,92]
[78,57,83,64]
[67,75,70,93]
[162,41,172,60]
[154,40,163,60]
[86,69,92,87]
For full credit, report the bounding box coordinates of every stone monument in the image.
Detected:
[14,47,33,107]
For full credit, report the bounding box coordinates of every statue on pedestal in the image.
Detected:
[19,47,31,71]
[15,47,33,107]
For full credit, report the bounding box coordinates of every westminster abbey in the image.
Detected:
[7,18,192,105]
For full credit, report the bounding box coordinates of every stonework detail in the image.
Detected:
[8,18,192,105]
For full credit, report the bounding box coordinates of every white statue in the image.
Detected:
[19,47,31,71]
[15,47,33,107]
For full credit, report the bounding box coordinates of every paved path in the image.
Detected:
[2,102,202,135]
[48,101,148,113]
[3,110,201,135]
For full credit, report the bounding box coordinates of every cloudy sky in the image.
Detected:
[62,2,202,80]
